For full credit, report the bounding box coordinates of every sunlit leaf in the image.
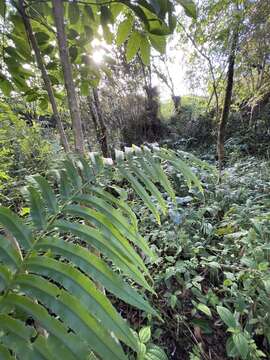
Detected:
[176,0,197,18]
[126,31,141,62]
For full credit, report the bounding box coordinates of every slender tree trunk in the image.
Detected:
[172,95,181,113]
[217,29,239,177]
[18,0,70,153]
[257,56,266,90]
[87,95,100,143]
[52,0,84,154]
[87,90,109,157]
[92,88,109,157]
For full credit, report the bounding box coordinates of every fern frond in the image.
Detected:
[0,146,201,359]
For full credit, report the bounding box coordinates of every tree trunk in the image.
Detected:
[52,0,84,154]
[92,88,109,157]
[87,89,109,157]
[87,95,100,142]
[172,95,181,113]
[217,29,238,177]
[18,0,70,153]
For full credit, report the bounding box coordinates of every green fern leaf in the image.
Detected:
[26,256,138,351]
[0,207,33,249]
[37,238,155,311]
[28,186,47,230]
[0,146,200,359]
[33,175,59,214]
[0,235,22,269]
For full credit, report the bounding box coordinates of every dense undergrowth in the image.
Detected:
[1,109,269,358]
[0,0,269,358]
[1,100,269,358]
[124,153,270,360]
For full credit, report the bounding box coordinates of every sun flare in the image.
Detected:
[92,50,105,64]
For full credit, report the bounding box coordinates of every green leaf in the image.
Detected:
[176,0,197,18]
[63,159,82,189]
[138,343,146,359]
[16,275,127,360]
[68,28,79,40]
[68,2,80,24]
[0,343,15,359]
[140,36,150,66]
[28,186,46,230]
[169,13,177,31]
[0,235,22,270]
[126,31,141,62]
[139,326,151,343]
[232,333,249,360]
[145,344,168,360]
[80,80,89,96]
[84,25,93,39]
[0,207,33,250]
[216,306,237,328]
[33,176,58,215]
[116,17,134,46]
[128,161,167,216]
[60,206,148,272]
[73,194,155,259]
[0,265,11,291]
[0,74,12,96]
[91,187,138,230]
[160,149,202,192]
[226,336,239,358]
[263,279,270,294]
[35,31,50,45]
[0,315,57,360]
[197,303,212,317]
[37,237,155,313]
[102,24,113,44]
[59,170,72,201]
[26,256,138,351]
[39,98,49,112]
[84,5,94,20]
[3,294,89,360]
[54,218,151,283]
[0,148,200,360]
[0,0,5,18]
[1,79,12,96]
[100,6,113,25]
[143,151,175,202]
[44,335,82,360]
[69,45,78,62]
[149,34,166,53]
[118,165,161,224]
[77,157,95,182]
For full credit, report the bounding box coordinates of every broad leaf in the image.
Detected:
[217,306,237,328]
[116,17,134,46]
[176,0,197,18]
[140,36,151,65]
[233,333,249,360]
[126,31,141,62]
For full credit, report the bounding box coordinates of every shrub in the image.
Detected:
[0,102,53,207]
